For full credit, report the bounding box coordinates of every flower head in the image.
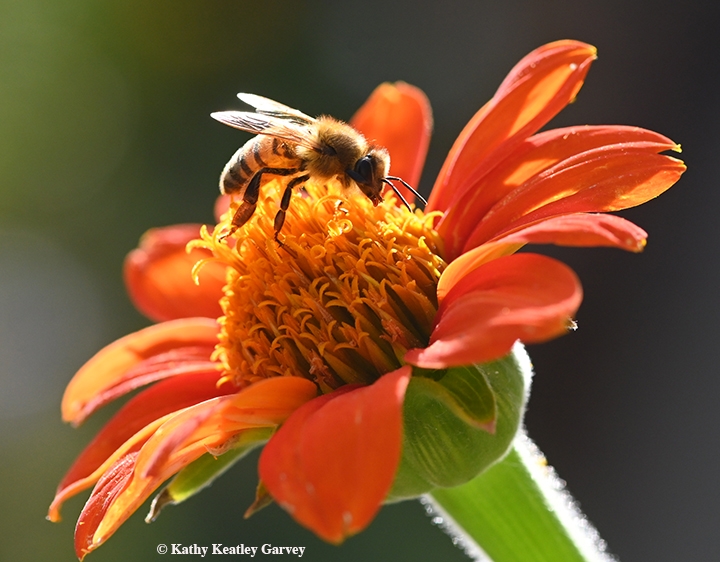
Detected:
[50,40,684,558]
[197,180,444,391]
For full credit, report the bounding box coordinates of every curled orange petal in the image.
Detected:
[406,254,582,368]
[437,125,677,260]
[62,317,219,425]
[74,377,317,557]
[124,224,226,322]
[436,241,523,303]
[495,213,648,251]
[52,371,235,520]
[75,452,138,560]
[50,414,170,524]
[429,40,597,213]
[436,213,647,302]
[462,147,684,253]
[350,82,432,201]
[259,367,411,543]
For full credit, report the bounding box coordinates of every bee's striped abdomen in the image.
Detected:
[219,136,301,196]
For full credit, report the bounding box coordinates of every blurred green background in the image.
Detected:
[1,1,718,560]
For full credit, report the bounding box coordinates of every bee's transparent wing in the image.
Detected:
[211,111,320,151]
[236,93,315,124]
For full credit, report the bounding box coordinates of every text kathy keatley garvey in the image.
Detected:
[166,543,306,557]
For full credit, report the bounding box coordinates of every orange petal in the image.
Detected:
[350,82,432,201]
[62,317,219,425]
[428,40,596,213]
[54,371,234,517]
[50,414,170,524]
[124,224,226,322]
[259,367,412,543]
[461,146,685,253]
[436,241,523,303]
[436,213,647,302]
[75,452,138,560]
[436,125,677,260]
[75,377,318,556]
[405,254,582,369]
[134,377,317,481]
[496,213,648,251]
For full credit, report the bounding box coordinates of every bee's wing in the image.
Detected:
[211,111,321,151]
[236,93,316,124]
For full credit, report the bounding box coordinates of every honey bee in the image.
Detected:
[211,93,426,242]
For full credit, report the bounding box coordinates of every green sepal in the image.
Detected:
[145,427,273,522]
[429,363,498,432]
[388,345,532,501]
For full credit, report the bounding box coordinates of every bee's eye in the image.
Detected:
[354,156,374,184]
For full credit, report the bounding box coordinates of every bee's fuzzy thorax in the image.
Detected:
[302,117,369,178]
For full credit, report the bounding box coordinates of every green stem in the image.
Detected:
[427,433,615,562]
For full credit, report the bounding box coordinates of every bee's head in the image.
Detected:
[347,148,390,206]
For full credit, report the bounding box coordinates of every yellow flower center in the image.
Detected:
[195,180,445,393]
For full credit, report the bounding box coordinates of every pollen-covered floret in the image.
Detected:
[192,179,445,392]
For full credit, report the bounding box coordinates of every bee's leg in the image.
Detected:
[274,174,309,244]
[222,167,299,240]
[227,202,257,235]
[221,174,261,240]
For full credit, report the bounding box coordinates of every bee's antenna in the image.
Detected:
[382,178,413,212]
[385,176,427,206]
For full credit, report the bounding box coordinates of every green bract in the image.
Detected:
[389,344,532,500]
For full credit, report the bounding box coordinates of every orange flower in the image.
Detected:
[49,40,684,559]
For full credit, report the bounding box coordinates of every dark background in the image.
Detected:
[1,1,718,560]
